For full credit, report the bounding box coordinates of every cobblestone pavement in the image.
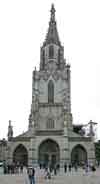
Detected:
[0,167,100,184]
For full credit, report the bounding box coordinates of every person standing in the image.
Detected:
[20,163,23,173]
[31,167,35,184]
[68,163,72,172]
[28,167,35,184]
[74,163,78,172]
[54,165,57,175]
[64,163,67,173]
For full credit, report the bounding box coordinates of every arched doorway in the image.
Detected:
[38,139,60,167]
[13,144,28,166]
[71,144,87,165]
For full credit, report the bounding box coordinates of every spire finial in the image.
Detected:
[9,120,11,126]
[50,4,56,22]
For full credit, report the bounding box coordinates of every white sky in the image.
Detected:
[0,0,100,140]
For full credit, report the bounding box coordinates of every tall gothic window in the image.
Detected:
[58,48,60,64]
[48,80,54,103]
[49,45,54,58]
[47,119,54,129]
[42,50,45,69]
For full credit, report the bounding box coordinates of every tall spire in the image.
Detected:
[43,4,61,46]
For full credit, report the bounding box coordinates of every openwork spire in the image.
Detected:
[43,4,61,46]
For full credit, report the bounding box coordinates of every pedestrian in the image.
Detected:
[39,163,42,169]
[45,167,51,179]
[57,163,60,171]
[28,167,35,184]
[49,164,53,173]
[64,163,67,173]
[20,163,23,173]
[74,163,78,172]
[91,165,96,172]
[54,165,57,175]
[84,164,88,174]
[31,167,35,184]
[68,163,72,172]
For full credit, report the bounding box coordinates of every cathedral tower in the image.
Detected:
[29,4,72,133]
[27,4,73,165]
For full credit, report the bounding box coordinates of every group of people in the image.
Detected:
[64,162,96,174]
[2,161,97,184]
[3,162,24,174]
[26,162,97,184]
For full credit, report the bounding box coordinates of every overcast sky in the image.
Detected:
[0,0,100,140]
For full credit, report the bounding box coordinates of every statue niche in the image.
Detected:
[32,94,39,112]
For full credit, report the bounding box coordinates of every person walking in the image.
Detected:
[91,165,96,172]
[84,164,88,174]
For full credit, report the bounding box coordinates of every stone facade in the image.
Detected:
[2,4,95,167]
[0,139,7,162]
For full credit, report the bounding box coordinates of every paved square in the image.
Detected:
[0,167,100,184]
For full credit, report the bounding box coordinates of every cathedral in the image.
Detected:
[3,4,95,167]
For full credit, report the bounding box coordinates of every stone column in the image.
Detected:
[28,137,38,167]
[61,120,69,166]
[88,141,95,165]
[6,141,13,165]
[28,138,33,166]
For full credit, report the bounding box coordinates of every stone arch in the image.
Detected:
[13,144,28,166]
[71,144,87,165]
[38,139,60,167]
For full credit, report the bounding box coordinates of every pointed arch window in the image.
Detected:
[48,80,54,103]
[42,50,45,69]
[49,45,54,58]
[47,119,54,129]
[58,48,60,64]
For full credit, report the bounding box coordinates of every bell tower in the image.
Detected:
[28,4,72,133]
